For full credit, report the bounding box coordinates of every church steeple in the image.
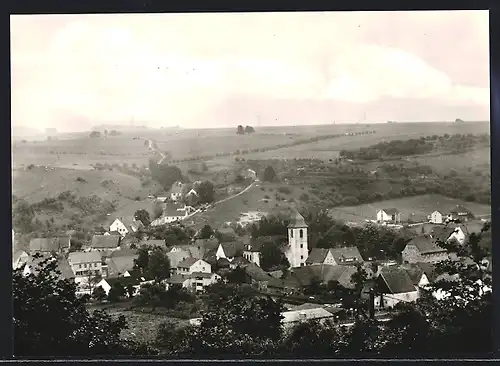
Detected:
[285,210,309,268]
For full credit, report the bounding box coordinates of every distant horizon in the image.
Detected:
[12,119,491,137]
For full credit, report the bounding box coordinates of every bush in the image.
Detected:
[76,177,88,183]
[277,187,291,195]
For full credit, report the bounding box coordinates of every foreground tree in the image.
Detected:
[13,254,156,356]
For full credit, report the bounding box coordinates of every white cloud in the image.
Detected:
[10,12,490,130]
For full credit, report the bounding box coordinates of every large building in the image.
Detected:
[285,211,309,268]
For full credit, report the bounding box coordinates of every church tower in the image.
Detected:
[286,211,309,268]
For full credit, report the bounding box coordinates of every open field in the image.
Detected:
[12,122,489,170]
[411,147,490,173]
[328,194,491,224]
[189,182,318,230]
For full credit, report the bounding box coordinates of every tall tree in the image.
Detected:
[199,225,215,239]
[197,180,215,203]
[236,125,245,135]
[134,209,151,227]
[147,247,172,281]
[262,166,277,182]
[245,126,255,134]
[260,241,290,271]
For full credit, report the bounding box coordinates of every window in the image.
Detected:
[299,229,303,238]
[290,230,293,238]
[79,264,82,269]
[300,244,303,248]
[300,255,303,259]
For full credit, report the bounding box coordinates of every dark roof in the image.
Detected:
[91,235,121,249]
[56,258,75,279]
[220,241,245,258]
[288,264,357,289]
[378,266,416,294]
[177,257,200,268]
[167,274,190,284]
[29,237,70,253]
[382,208,399,215]
[109,248,138,258]
[118,217,144,231]
[105,276,141,287]
[190,272,214,279]
[305,248,330,264]
[406,236,447,254]
[401,264,425,285]
[231,256,250,266]
[107,255,138,276]
[430,226,460,243]
[248,236,287,252]
[329,246,364,264]
[244,263,273,282]
[288,211,308,228]
[164,204,187,217]
[414,262,438,282]
[217,257,231,267]
[166,249,191,268]
[176,245,204,259]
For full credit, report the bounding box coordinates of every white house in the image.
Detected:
[305,248,336,266]
[109,217,144,237]
[151,203,194,226]
[428,210,445,224]
[67,251,103,284]
[281,304,339,328]
[166,272,221,293]
[429,225,467,245]
[13,250,30,270]
[216,241,246,262]
[376,208,401,224]
[285,211,310,268]
[176,257,211,275]
[375,266,420,308]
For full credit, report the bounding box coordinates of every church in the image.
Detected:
[285,211,309,268]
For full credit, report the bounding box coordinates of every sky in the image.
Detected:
[10,11,490,132]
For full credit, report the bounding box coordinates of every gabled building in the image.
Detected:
[109,217,144,237]
[305,248,335,266]
[376,208,401,224]
[402,236,449,264]
[29,237,71,254]
[176,257,211,275]
[375,266,419,308]
[13,250,29,270]
[90,234,121,251]
[449,205,473,222]
[216,241,246,262]
[428,210,445,224]
[67,251,103,284]
[328,247,364,265]
[429,225,467,245]
[105,249,139,278]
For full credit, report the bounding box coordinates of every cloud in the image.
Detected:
[10,12,490,130]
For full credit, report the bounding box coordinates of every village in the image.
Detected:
[12,173,492,329]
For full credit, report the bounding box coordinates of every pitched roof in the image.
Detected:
[116,217,144,231]
[406,236,447,254]
[329,246,364,264]
[244,263,273,282]
[381,208,399,215]
[217,257,231,267]
[104,276,142,287]
[378,266,417,294]
[430,226,461,243]
[109,248,138,258]
[68,251,102,265]
[176,244,204,260]
[177,257,199,268]
[91,235,121,249]
[167,274,190,284]
[305,248,330,264]
[220,241,245,258]
[413,262,438,282]
[231,256,250,266]
[401,264,425,285]
[107,255,138,276]
[29,237,69,253]
[166,249,191,268]
[57,258,75,279]
[282,307,334,324]
[288,211,308,228]
[190,271,214,279]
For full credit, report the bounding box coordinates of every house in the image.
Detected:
[91,234,121,251]
[374,266,420,308]
[109,217,144,237]
[449,205,473,222]
[242,240,264,267]
[21,254,74,280]
[242,263,273,289]
[229,256,251,270]
[96,276,144,297]
[67,251,103,284]
[376,208,401,224]
[216,241,246,262]
[176,257,211,275]
[401,263,431,288]
[429,225,467,245]
[169,181,184,202]
[281,305,338,327]
[166,248,192,268]
[329,246,364,265]
[246,169,257,180]
[285,211,310,268]
[29,237,71,254]
[105,249,139,277]
[162,203,191,224]
[291,264,359,290]
[166,272,221,293]
[401,236,449,264]
[13,250,29,269]
[428,210,445,224]
[185,188,199,199]
[305,248,336,266]
[217,226,237,241]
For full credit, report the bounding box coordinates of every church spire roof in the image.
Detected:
[288,211,308,228]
